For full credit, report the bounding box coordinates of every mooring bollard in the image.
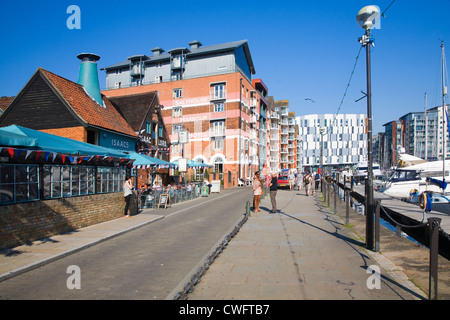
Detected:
[334,182,337,215]
[327,182,330,207]
[428,217,441,300]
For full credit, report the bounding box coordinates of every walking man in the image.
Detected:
[269,172,278,213]
[314,172,321,191]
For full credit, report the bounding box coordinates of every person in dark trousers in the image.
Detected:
[314,172,321,190]
[269,172,278,213]
[123,176,133,217]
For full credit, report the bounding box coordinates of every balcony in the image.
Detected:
[130,65,144,77]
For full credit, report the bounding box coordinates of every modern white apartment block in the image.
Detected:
[295,114,367,168]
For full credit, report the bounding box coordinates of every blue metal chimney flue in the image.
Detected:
[77,53,103,106]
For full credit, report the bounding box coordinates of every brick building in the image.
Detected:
[102,40,268,180]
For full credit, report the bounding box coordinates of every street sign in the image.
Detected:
[179,158,187,172]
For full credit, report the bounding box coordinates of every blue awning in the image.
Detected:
[0,129,38,147]
[172,159,212,168]
[127,152,177,169]
[0,125,126,158]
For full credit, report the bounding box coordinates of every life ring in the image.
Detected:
[418,192,427,209]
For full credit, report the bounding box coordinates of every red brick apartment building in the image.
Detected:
[102,40,269,180]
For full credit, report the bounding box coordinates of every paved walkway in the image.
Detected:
[188,188,427,300]
[0,186,430,300]
[0,213,164,282]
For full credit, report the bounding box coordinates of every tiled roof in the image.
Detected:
[0,96,13,112]
[108,92,158,131]
[39,68,137,138]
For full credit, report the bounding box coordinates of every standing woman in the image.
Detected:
[252,172,262,213]
[123,176,133,217]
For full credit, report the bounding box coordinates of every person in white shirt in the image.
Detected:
[123,176,133,217]
[288,172,296,191]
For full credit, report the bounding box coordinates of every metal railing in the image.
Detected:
[137,182,203,210]
[321,176,444,300]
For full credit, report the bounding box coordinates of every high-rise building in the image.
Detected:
[295,113,367,170]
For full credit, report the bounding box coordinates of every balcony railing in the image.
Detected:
[210,90,227,101]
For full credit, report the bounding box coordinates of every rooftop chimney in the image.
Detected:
[151,47,165,56]
[188,40,202,50]
[77,53,103,106]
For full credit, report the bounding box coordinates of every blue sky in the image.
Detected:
[1,0,449,133]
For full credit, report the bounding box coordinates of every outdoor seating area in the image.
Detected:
[137,182,204,209]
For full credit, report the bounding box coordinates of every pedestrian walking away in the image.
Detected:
[123,176,133,217]
[269,172,278,213]
[288,171,295,191]
[252,171,263,213]
[314,172,321,190]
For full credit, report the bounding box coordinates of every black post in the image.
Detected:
[327,181,330,207]
[375,200,380,252]
[428,217,441,300]
[334,180,337,214]
[345,189,350,225]
[364,31,375,251]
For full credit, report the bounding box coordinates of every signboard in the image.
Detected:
[201,186,209,197]
[178,129,189,144]
[98,129,136,152]
[179,158,188,173]
[158,194,171,208]
[211,180,221,193]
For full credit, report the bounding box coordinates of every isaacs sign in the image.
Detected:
[98,129,136,152]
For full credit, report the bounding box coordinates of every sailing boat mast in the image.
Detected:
[441,41,447,193]
[442,41,448,188]
[425,92,428,160]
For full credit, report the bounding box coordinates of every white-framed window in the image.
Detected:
[172,88,182,99]
[212,121,224,136]
[213,139,224,150]
[213,102,224,112]
[213,84,225,100]
[172,124,182,135]
[213,157,224,180]
[173,107,182,117]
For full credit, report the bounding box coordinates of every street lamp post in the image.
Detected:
[357,5,380,251]
[319,127,326,175]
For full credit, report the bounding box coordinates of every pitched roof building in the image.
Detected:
[0,67,138,151]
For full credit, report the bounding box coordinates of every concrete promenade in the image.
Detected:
[2,185,449,300]
[188,187,428,300]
